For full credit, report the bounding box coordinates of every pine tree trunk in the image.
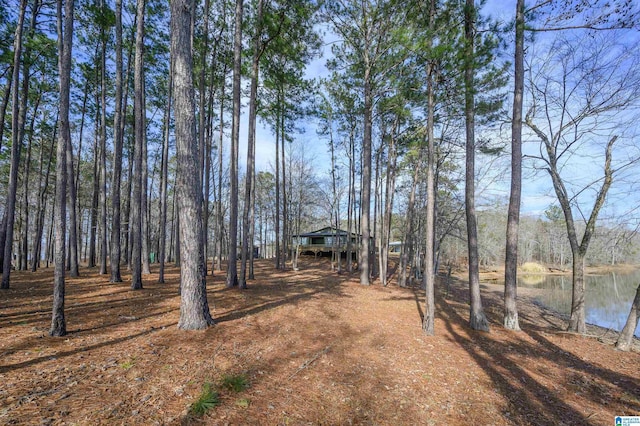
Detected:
[464,0,489,332]
[215,85,225,271]
[50,0,73,337]
[359,65,372,286]
[274,103,281,270]
[130,0,146,290]
[504,0,524,331]
[240,0,263,288]
[141,83,150,275]
[20,97,37,270]
[66,111,79,277]
[0,64,13,154]
[281,102,288,270]
[227,0,242,288]
[158,55,172,283]
[110,0,124,283]
[423,18,436,334]
[1,0,28,288]
[171,0,214,329]
[88,105,99,268]
[99,10,108,275]
[31,122,55,271]
[198,0,211,277]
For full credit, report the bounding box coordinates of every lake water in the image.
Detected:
[518,269,640,337]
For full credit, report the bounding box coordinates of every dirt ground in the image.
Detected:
[0,258,638,425]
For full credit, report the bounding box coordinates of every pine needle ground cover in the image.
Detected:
[0,259,638,425]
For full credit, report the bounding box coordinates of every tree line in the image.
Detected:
[0,0,639,347]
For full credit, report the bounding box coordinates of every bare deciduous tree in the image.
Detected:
[525,32,640,333]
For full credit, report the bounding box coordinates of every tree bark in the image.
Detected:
[171,0,214,329]
[504,0,524,331]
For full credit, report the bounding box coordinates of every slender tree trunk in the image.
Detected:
[45,185,56,268]
[280,100,288,269]
[464,0,489,331]
[240,0,263,288]
[65,109,79,276]
[616,283,640,351]
[216,83,225,271]
[51,0,74,337]
[125,136,134,266]
[88,101,99,268]
[171,0,214,329]
[110,0,124,283]
[399,154,421,287]
[227,0,242,288]
[32,121,56,271]
[373,144,380,280]
[198,0,211,276]
[249,169,256,279]
[381,124,398,286]
[20,95,39,270]
[1,0,27,288]
[141,83,150,275]
[158,54,172,283]
[346,126,355,273]
[122,27,135,267]
[504,0,524,331]
[130,0,146,290]
[423,11,436,334]
[329,113,340,273]
[359,65,372,286]
[0,64,13,153]
[274,103,281,270]
[99,7,108,275]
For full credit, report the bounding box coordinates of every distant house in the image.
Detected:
[389,241,403,253]
[291,227,361,255]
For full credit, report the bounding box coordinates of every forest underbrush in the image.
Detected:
[0,257,638,425]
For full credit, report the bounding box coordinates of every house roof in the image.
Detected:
[294,226,360,238]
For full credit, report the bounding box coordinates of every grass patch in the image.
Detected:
[221,374,250,393]
[120,358,135,370]
[190,382,220,416]
[520,262,547,274]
